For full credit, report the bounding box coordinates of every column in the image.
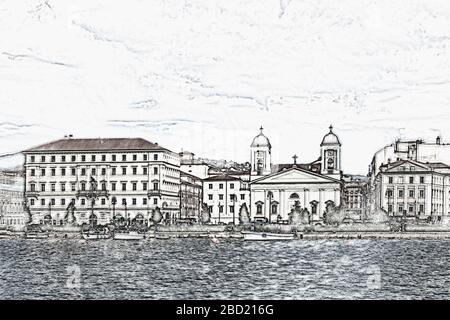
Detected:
[319,188,323,218]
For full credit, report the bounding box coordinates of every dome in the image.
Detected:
[321,125,341,146]
[251,126,271,148]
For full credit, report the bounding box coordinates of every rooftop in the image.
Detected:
[23,138,168,153]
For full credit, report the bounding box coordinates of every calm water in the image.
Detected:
[1,239,449,300]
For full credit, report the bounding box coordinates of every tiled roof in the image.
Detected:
[23,138,167,152]
[203,174,241,182]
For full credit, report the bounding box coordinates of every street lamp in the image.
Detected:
[231,194,237,225]
[267,191,273,224]
[218,201,222,224]
[111,196,117,223]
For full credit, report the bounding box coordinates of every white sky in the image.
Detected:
[1,0,450,174]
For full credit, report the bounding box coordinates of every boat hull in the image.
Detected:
[82,233,111,240]
[113,232,145,240]
[242,232,294,241]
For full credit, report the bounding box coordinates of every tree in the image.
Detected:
[65,200,76,225]
[151,207,163,226]
[238,203,250,225]
[324,202,347,226]
[200,203,211,224]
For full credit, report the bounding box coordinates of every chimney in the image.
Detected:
[436,136,441,145]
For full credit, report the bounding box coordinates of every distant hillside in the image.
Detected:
[0,152,24,172]
[197,158,250,172]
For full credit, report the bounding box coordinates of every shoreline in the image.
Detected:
[3,229,450,240]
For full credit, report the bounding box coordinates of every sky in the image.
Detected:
[1,0,450,174]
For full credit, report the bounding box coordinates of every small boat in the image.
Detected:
[114,231,145,240]
[242,231,294,241]
[155,234,170,240]
[81,232,111,240]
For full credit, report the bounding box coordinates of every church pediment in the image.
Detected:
[251,167,340,185]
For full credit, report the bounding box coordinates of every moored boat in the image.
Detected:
[113,231,145,240]
[81,232,111,240]
[242,231,294,241]
[25,232,49,239]
[155,234,170,240]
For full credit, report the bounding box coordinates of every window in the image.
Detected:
[143,198,147,205]
[122,183,127,191]
[41,156,46,162]
[219,183,224,189]
[101,199,106,205]
[398,189,404,198]
[208,194,213,200]
[41,169,46,176]
[386,189,394,197]
[111,183,116,191]
[388,205,393,213]
[122,155,127,161]
[61,168,66,176]
[101,168,106,175]
[219,194,224,200]
[208,183,213,189]
[31,169,35,176]
[419,204,425,213]
[30,156,35,163]
[230,206,235,213]
[61,184,66,192]
[30,199,35,206]
[112,155,117,162]
[409,189,415,198]
[143,154,148,161]
[102,155,106,162]
[132,182,137,191]
[51,199,55,205]
[154,154,158,161]
[398,205,404,213]
[71,168,76,176]
[101,183,106,191]
[91,155,96,162]
[256,204,263,214]
[71,155,76,162]
[230,194,235,201]
[153,182,159,190]
[112,168,116,175]
[41,183,46,192]
[51,183,56,192]
[419,189,425,198]
[30,183,35,192]
[409,206,414,213]
[122,199,127,206]
[51,168,56,176]
[81,168,86,176]
[271,204,278,214]
[71,183,76,192]
[133,155,137,161]
[81,199,86,205]
[143,167,148,175]
[81,155,86,162]
[81,183,86,191]
[41,199,45,206]
[153,198,158,205]
[61,199,66,206]
[133,167,137,175]
[132,198,137,205]
[240,194,245,200]
[122,167,126,175]
[219,206,224,213]
[153,167,158,175]
[409,177,414,184]
[420,177,425,184]
[143,182,147,191]
[398,177,404,184]
[91,168,96,176]
[51,156,55,162]
[230,183,234,189]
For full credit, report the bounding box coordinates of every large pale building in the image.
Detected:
[0,170,26,231]
[23,137,181,226]
[248,126,343,222]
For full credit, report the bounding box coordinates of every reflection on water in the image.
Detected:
[1,239,450,299]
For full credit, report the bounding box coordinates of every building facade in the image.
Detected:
[375,159,450,220]
[0,170,26,231]
[179,171,203,221]
[342,174,368,218]
[23,138,181,226]
[202,175,249,225]
[248,126,343,222]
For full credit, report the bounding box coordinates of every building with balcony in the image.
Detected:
[23,137,180,226]
[179,171,203,221]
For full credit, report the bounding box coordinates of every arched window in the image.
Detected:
[289,193,299,199]
[89,213,98,226]
[43,214,52,225]
[256,203,263,214]
[271,203,278,215]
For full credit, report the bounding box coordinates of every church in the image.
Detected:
[249,126,343,222]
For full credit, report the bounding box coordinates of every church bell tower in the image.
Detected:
[320,125,342,179]
[250,126,272,180]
